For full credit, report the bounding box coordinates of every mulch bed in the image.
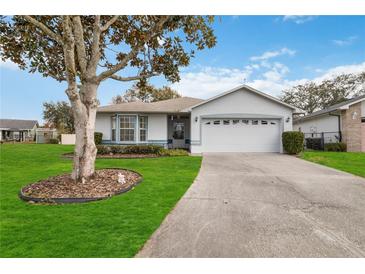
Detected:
[62,153,160,159]
[20,168,142,204]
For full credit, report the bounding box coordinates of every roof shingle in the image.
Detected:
[97,97,204,113]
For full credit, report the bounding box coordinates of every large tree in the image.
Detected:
[0,16,216,182]
[281,72,365,113]
[112,82,181,103]
[43,101,75,133]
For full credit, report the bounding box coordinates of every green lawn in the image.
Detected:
[0,144,202,257]
[301,151,365,178]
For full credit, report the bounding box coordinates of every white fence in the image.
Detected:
[61,134,76,145]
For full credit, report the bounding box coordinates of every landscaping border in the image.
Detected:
[19,168,143,204]
[61,152,162,159]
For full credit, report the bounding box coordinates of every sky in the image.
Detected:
[1,15,365,123]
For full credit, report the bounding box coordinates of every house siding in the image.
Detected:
[293,114,339,133]
[341,102,362,152]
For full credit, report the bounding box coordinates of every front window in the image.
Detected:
[139,116,148,142]
[111,116,116,141]
[120,115,136,142]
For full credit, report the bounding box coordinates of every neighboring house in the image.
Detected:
[96,85,300,153]
[294,95,365,152]
[0,119,38,142]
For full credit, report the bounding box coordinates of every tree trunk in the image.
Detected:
[71,82,99,182]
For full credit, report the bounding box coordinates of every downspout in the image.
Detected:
[329,111,342,142]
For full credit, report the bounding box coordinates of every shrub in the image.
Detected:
[282,131,304,155]
[94,132,103,145]
[110,145,125,154]
[49,138,59,144]
[96,145,112,155]
[324,142,347,152]
[158,149,189,156]
[96,144,164,155]
[123,145,163,154]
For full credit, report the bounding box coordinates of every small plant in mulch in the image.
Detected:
[20,169,142,204]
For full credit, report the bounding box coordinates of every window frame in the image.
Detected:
[111,116,117,142]
[119,115,137,143]
[139,115,148,142]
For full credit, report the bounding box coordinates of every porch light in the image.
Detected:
[195,116,198,122]
[286,117,291,123]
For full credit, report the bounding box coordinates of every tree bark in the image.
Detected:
[70,82,99,182]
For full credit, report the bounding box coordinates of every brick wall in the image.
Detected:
[341,102,362,152]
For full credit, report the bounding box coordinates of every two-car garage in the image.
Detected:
[201,117,281,152]
[189,85,297,154]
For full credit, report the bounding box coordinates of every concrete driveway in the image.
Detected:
[137,153,365,257]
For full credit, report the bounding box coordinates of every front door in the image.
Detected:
[172,121,185,148]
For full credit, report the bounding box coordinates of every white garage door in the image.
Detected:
[201,118,281,152]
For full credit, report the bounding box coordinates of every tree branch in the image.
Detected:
[101,15,119,32]
[23,16,63,45]
[71,16,88,77]
[87,16,101,76]
[110,72,159,82]
[61,16,77,97]
[96,16,170,83]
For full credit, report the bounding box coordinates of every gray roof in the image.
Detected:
[0,119,38,130]
[294,94,365,123]
[97,97,204,113]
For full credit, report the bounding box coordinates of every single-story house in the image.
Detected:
[293,95,365,152]
[96,85,300,153]
[0,119,38,142]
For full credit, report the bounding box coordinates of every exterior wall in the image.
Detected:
[95,113,112,141]
[342,102,362,152]
[95,112,168,145]
[293,114,339,133]
[190,88,293,153]
[146,114,168,144]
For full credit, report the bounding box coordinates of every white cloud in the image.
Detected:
[312,61,365,82]
[250,47,296,61]
[282,16,317,24]
[332,36,358,46]
[0,59,18,70]
[171,61,365,99]
[171,66,252,98]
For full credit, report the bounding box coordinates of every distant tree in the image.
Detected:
[281,72,365,113]
[112,82,181,103]
[43,101,74,133]
[0,15,216,181]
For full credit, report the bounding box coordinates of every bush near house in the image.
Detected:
[96,145,189,157]
[324,142,347,152]
[94,132,103,145]
[282,131,304,155]
[49,138,59,144]
[158,149,189,156]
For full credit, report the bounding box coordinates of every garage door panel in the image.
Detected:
[202,119,281,152]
